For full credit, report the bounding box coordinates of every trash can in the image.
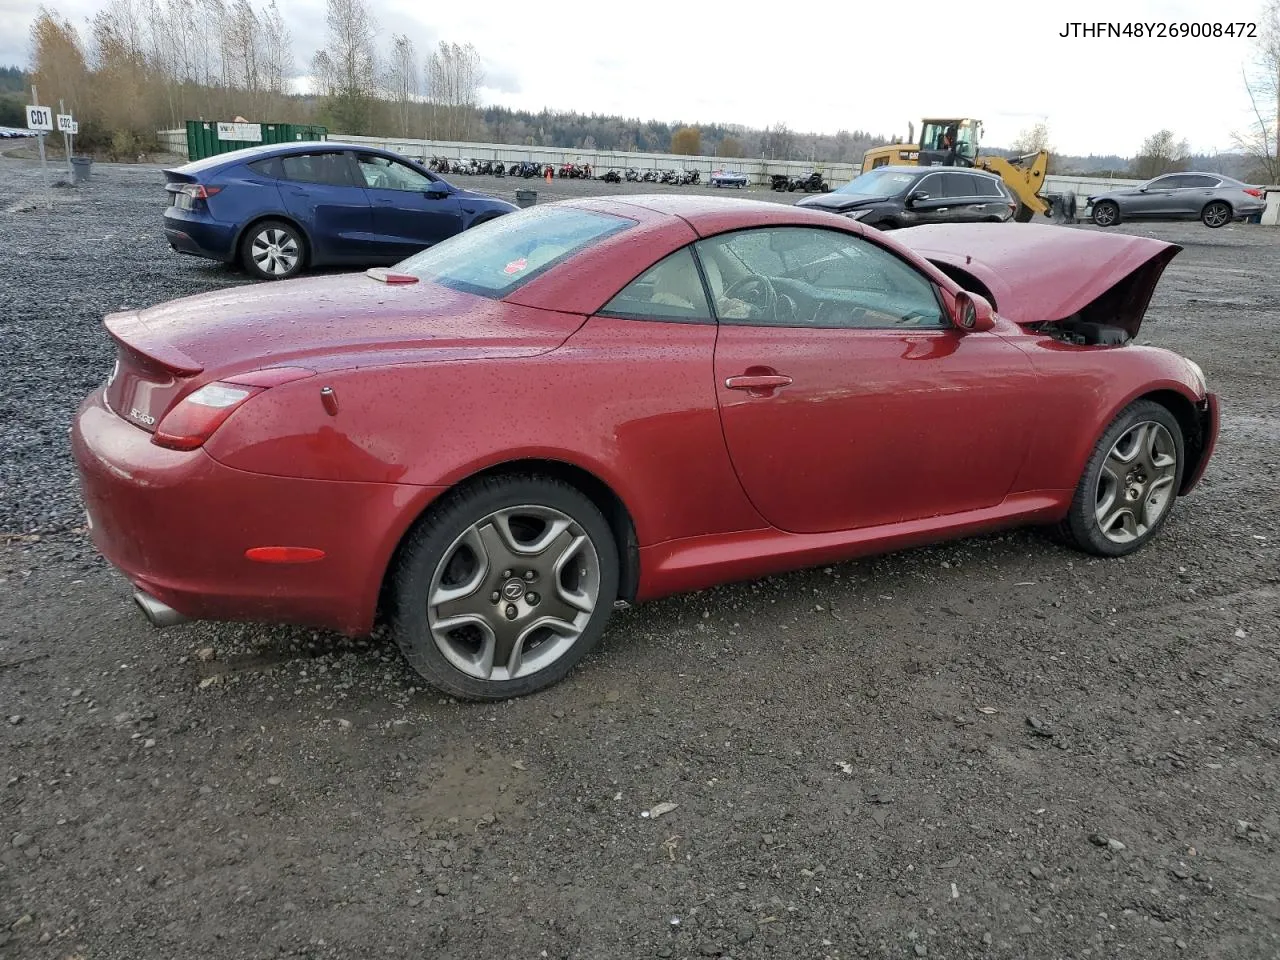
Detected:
[515,189,537,208]
[70,157,92,183]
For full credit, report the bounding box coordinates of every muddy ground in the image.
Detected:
[1,158,1278,960]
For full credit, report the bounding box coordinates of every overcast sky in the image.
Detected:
[1,0,1270,155]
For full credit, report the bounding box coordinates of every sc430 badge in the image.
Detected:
[130,408,156,426]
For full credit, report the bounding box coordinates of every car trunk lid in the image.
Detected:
[101,272,584,432]
[893,222,1181,340]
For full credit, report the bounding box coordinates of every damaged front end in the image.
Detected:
[892,223,1183,345]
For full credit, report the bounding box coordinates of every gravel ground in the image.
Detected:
[1,157,1278,960]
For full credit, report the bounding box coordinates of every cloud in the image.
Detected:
[3,0,1270,155]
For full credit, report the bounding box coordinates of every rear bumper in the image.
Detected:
[71,388,445,635]
[163,209,238,262]
[1181,392,1220,493]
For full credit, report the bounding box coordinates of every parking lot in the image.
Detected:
[2,156,1278,959]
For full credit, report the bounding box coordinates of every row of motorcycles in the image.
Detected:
[602,168,701,185]
[422,156,704,185]
[424,157,596,179]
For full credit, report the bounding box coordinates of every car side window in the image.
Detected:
[938,173,970,198]
[694,227,946,330]
[279,152,354,187]
[357,154,434,191]
[1147,175,1181,190]
[972,175,1001,197]
[248,157,280,178]
[598,247,712,323]
[1180,175,1219,188]
[914,174,941,199]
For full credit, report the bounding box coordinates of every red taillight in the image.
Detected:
[1245,187,1264,198]
[179,183,222,200]
[151,366,315,450]
[152,382,263,450]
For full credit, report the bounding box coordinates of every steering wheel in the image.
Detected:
[721,274,780,322]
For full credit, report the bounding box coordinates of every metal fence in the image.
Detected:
[156,127,1153,204]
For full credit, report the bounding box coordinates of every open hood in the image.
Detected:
[892,223,1181,340]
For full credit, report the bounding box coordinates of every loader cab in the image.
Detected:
[918,119,981,167]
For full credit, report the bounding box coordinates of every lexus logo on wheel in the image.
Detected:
[502,581,525,600]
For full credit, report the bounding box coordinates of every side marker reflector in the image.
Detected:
[245,546,327,564]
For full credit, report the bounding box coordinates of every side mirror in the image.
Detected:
[425,182,450,199]
[952,290,996,332]
[907,190,929,205]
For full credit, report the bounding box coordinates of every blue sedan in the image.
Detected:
[162,142,518,280]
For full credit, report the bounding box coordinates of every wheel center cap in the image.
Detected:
[501,579,525,601]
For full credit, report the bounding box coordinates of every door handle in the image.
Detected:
[725,373,793,396]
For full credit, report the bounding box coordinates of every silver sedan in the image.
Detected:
[1088,173,1266,228]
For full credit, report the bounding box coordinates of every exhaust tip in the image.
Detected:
[133,589,189,629]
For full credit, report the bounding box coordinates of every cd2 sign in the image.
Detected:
[26,105,54,131]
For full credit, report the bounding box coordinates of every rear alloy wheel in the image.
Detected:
[1091,200,1119,227]
[242,220,304,280]
[1201,200,1232,228]
[1056,400,1185,557]
[390,475,620,700]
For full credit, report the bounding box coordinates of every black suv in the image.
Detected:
[795,165,1017,230]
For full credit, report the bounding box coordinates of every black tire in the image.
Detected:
[1055,399,1185,558]
[240,219,306,281]
[1201,200,1232,228]
[389,473,620,701]
[1091,200,1120,228]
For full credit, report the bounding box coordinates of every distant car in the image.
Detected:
[1088,173,1266,228]
[73,196,1218,701]
[794,165,1017,229]
[710,169,749,188]
[162,142,519,280]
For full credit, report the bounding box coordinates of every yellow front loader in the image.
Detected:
[860,118,1058,221]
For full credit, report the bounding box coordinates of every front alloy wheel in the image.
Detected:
[1093,421,1178,544]
[1091,201,1119,227]
[1056,399,1185,557]
[390,475,620,700]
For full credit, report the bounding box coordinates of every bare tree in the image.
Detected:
[761,122,794,160]
[313,0,378,133]
[261,0,294,95]
[1234,0,1280,183]
[1012,122,1052,154]
[29,6,90,140]
[384,33,418,137]
[426,41,482,140]
[1132,129,1190,178]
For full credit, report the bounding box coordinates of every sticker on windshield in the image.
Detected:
[504,257,528,275]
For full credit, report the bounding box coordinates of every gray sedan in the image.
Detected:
[1088,172,1266,228]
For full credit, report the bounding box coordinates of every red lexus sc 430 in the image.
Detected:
[72,196,1219,700]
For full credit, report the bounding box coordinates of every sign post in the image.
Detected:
[57,100,74,178]
[25,85,54,209]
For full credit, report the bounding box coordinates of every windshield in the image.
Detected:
[921,120,979,159]
[834,169,917,197]
[395,205,635,298]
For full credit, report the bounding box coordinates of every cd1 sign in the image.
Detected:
[26,104,54,131]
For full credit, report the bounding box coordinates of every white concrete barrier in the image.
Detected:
[1263,189,1280,226]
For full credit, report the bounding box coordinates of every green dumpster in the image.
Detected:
[184,121,328,161]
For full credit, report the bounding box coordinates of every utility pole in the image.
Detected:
[30,84,52,209]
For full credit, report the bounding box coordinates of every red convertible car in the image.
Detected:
[72,195,1219,700]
